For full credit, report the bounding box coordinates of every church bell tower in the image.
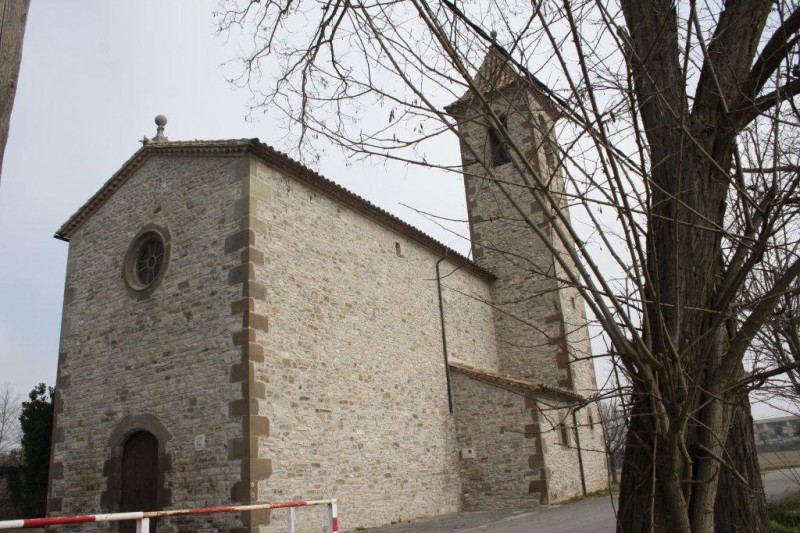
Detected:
[447,47,596,396]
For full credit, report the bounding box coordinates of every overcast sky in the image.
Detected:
[0,1,469,406]
[0,1,786,420]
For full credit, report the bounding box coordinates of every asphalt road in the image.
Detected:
[366,468,800,533]
[367,497,617,533]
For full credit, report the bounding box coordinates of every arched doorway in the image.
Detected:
[119,431,159,533]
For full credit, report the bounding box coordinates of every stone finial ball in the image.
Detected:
[155,115,168,126]
[490,30,498,39]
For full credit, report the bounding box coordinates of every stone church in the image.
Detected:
[47,49,608,531]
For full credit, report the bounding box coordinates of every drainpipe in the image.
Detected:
[572,409,587,496]
[436,255,453,414]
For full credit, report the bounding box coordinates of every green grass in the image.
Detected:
[769,491,800,532]
[559,484,619,504]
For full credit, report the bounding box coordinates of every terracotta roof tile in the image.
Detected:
[446,46,559,117]
[449,358,583,402]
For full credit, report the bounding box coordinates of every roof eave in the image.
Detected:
[445,78,562,122]
[449,359,584,402]
[53,139,495,282]
[54,140,257,241]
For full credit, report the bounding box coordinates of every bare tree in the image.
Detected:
[217,1,800,531]
[600,398,627,485]
[745,258,800,410]
[0,382,21,457]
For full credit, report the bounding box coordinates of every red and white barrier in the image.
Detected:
[0,498,338,532]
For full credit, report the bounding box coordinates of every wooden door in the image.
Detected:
[119,431,158,533]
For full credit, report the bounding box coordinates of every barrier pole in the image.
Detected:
[328,499,338,533]
[0,499,336,530]
[286,507,296,533]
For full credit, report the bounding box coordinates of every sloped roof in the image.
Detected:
[54,138,495,282]
[445,46,559,117]
[449,358,583,402]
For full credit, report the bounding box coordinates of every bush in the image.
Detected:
[769,492,800,532]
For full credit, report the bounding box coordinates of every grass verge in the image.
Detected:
[559,484,620,505]
[770,491,800,532]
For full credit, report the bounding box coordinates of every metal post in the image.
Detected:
[286,507,296,533]
[436,256,453,413]
[136,517,150,533]
[327,499,338,533]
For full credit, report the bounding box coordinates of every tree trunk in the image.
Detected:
[615,1,775,530]
[617,390,770,532]
[713,398,770,532]
[617,390,680,532]
[0,0,31,183]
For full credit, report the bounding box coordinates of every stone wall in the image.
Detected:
[50,154,247,530]
[538,399,608,502]
[245,157,498,531]
[440,261,500,371]
[576,404,610,493]
[537,402,580,503]
[451,372,543,510]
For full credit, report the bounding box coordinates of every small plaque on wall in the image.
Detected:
[194,434,206,451]
[460,447,477,459]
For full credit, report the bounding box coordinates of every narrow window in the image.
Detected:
[558,421,571,447]
[395,242,402,257]
[488,116,511,166]
[538,114,558,174]
[588,412,595,432]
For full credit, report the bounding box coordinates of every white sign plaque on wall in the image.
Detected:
[194,434,206,451]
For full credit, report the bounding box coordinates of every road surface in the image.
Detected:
[763,467,800,502]
[366,468,799,533]
[367,497,616,533]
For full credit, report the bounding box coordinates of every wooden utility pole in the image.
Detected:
[0,0,31,184]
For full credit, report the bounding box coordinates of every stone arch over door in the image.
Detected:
[101,414,172,514]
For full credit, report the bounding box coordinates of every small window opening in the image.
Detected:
[558,421,571,447]
[588,412,595,432]
[488,116,511,166]
[395,242,402,257]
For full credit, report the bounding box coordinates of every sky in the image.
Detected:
[0,1,470,407]
[0,1,788,421]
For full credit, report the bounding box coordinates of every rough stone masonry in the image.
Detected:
[47,49,608,532]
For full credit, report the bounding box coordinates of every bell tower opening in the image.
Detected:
[488,115,511,166]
